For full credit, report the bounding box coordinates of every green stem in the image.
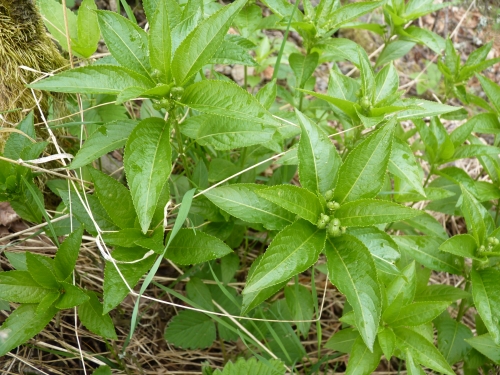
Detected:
[456,281,470,322]
[271,0,299,81]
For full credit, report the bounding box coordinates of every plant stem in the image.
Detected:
[172,113,191,179]
[456,281,470,322]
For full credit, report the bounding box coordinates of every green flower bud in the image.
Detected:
[360,96,371,111]
[324,189,334,201]
[152,101,162,110]
[331,218,341,227]
[170,86,185,100]
[479,245,486,252]
[340,226,347,234]
[327,221,341,238]
[316,213,330,229]
[355,89,362,98]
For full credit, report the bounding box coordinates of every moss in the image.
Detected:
[0,0,67,152]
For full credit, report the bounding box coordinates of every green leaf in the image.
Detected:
[211,39,258,66]
[289,52,319,87]
[187,114,275,151]
[75,0,100,57]
[460,186,487,245]
[53,226,83,282]
[300,89,358,119]
[336,199,421,226]
[327,68,360,103]
[55,282,89,309]
[166,229,233,264]
[414,284,470,303]
[358,47,375,102]
[388,137,426,196]
[477,74,500,113]
[405,350,426,375]
[79,292,117,339]
[396,98,458,120]
[284,284,313,337]
[243,219,326,295]
[26,252,59,290]
[376,40,416,67]
[38,0,77,52]
[103,247,156,313]
[385,301,450,327]
[165,310,216,349]
[97,11,151,79]
[89,168,137,229]
[328,1,384,30]
[394,327,455,375]
[394,235,463,275]
[204,184,295,231]
[149,1,172,83]
[3,112,35,160]
[348,227,401,278]
[171,0,246,85]
[471,268,500,344]
[296,110,341,195]
[334,120,396,204]
[435,313,473,365]
[124,118,172,233]
[325,235,381,351]
[256,79,278,110]
[439,234,484,261]
[0,303,57,356]
[70,120,138,169]
[325,328,359,353]
[465,334,500,364]
[405,26,445,54]
[29,66,153,94]
[345,336,383,375]
[374,64,399,105]
[0,271,54,303]
[92,366,112,375]
[453,144,500,161]
[257,185,323,224]
[378,327,396,359]
[386,262,416,306]
[180,80,278,126]
[213,357,285,375]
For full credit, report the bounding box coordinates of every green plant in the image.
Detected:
[1,0,500,373]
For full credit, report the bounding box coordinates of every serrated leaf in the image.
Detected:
[38,0,77,52]
[180,80,278,126]
[325,235,381,351]
[300,89,358,119]
[328,68,359,102]
[374,64,399,105]
[103,247,155,313]
[124,118,172,233]
[29,66,153,94]
[439,234,484,260]
[325,328,359,352]
[0,303,57,356]
[243,220,325,295]
[204,184,295,231]
[386,262,416,306]
[70,120,138,169]
[393,235,463,275]
[328,1,383,30]
[460,185,489,246]
[165,310,216,349]
[389,137,426,196]
[211,39,258,66]
[471,268,500,344]
[405,350,426,375]
[53,226,84,282]
[97,11,151,79]
[213,357,285,375]
[435,313,473,364]
[188,114,275,150]
[55,282,89,309]
[348,226,401,278]
[477,74,500,113]
[334,119,395,204]
[0,271,54,304]
[465,334,500,364]
[166,229,233,264]
[335,199,421,226]
[289,52,319,87]
[396,98,458,120]
[26,252,59,290]
[378,327,396,359]
[386,301,450,327]
[79,292,117,339]
[394,327,455,375]
[358,47,375,102]
[257,185,323,224]
[88,168,136,229]
[3,112,35,160]
[296,110,341,195]
[171,0,246,85]
[414,285,470,303]
[149,1,172,82]
[376,40,415,67]
[284,284,313,337]
[345,336,383,375]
